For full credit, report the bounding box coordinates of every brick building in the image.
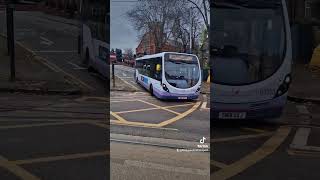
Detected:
[135,32,185,57]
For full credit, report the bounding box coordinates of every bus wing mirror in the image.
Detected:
[156,64,161,71]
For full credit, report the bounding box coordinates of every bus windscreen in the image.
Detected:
[211,1,286,85]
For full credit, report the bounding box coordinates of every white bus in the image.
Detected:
[211,0,292,120]
[79,0,109,78]
[135,52,202,100]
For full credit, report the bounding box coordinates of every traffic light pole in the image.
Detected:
[6,3,15,81]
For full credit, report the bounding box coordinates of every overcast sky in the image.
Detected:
[111,0,139,53]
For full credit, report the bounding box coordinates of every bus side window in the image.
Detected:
[150,58,161,81]
[145,58,151,76]
[153,57,162,81]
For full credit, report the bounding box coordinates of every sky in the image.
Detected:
[110,0,139,53]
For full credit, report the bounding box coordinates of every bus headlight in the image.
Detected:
[162,83,169,92]
[274,74,291,98]
[284,75,291,84]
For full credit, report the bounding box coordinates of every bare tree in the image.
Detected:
[124,48,134,59]
[185,0,210,30]
[126,0,181,53]
[171,1,203,53]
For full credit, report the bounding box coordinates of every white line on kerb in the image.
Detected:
[201,95,209,109]
[201,102,208,109]
[40,36,54,46]
[296,105,310,114]
[291,128,310,148]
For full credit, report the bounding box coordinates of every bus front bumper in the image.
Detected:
[153,89,199,100]
[211,94,287,120]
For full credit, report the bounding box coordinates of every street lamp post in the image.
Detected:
[189,7,197,54]
[189,8,192,54]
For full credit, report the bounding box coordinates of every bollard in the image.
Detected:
[112,63,115,87]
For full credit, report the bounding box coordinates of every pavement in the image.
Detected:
[289,63,320,103]
[0,35,80,95]
[0,11,105,96]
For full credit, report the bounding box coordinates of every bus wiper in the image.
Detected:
[178,76,185,79]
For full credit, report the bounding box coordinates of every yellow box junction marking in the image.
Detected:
[110,101,201,128]
[138,100,182,115]
[0,155,40,180]
[0,121,85,130]
[211,132,274,143]
[211,127,291,180]
[241,127,269,134]
[211,160,228,169]
[115,103,194,114]
[110,111,128,123]
[13,151,109,165]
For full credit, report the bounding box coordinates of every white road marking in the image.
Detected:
[296,105,310,114]
[68,61,86,70]
[201,94,209,110]
[122,72,127,77]
[40,36,54,46]
[201,102,208,109]
[124,160,209,176]
[291,145,320,152]
[134,92,148,95]
[290,127,320,152]
[290,128,311,148]
[289,105,320,152]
